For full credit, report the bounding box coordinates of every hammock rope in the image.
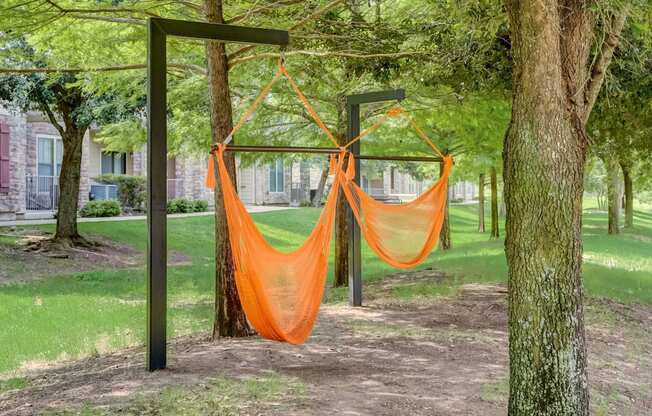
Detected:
[205,60,453,344]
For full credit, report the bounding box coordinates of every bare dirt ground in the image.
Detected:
[0,230,189,285]
[0,274,650,415]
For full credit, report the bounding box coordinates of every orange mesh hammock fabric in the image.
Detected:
[210,144,348,344]
[204,61,453,343]
[341,153,453,269]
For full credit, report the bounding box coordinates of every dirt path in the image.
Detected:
[1,282,650,415]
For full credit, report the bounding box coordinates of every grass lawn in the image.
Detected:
[0,202,651,375]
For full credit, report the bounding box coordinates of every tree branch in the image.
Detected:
[172,1,202,12]
[43,0,159,17]
[582,8,629,124]
[0,63,205,74]
[227,0,345,62]
[229,50,426,68]
[67,14,145,25]
[225,0,305,25]
[33,90,65,136]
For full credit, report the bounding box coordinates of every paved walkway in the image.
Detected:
[0,205,295,227]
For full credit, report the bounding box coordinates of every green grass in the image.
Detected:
[46,373,304,415]
[0,202,651,375]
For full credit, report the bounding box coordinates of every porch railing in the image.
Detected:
[26,175,59,211]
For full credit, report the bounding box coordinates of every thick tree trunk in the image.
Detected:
[36,81,90,247]
[54,129,85,242]
[604,156,621,234]
[312,166,329,207]
[490,166,499,239]
[205,0,251,338]
[478,173,485,232]
[333,96,349,287]
[439,161,451,250]
[504,1,594,414]
[621,162,633,228]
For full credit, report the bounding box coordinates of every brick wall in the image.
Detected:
[0,109,27,220]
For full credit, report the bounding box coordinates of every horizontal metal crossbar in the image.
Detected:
[222,144,443,162]
[153,18,290,45]
[346,89,406,106]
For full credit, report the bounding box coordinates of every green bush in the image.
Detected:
[96,174,146,212]
[167,198,193,214]
[80,200,121,217]
[193,200,208,212]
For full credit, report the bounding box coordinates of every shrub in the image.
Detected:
[167,198,194,214]
[193,200,208,212]
[96,174,146,212]
[80,200,121,217]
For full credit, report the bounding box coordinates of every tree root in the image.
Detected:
[23,234,102,257]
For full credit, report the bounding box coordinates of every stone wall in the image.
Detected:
[175,156,213,202]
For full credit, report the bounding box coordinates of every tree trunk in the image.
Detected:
[312,166,329,207]
[205,0,251,339]
[439,161,451,250]
[333,95,349,287]
[478,173,485,232]
[54,128,86,242]
[490,166,499,239]
[604,156,620,235]
[504,1,594,414]
[621,162,633,228]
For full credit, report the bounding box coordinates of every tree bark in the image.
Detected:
[333,95,349,287]
[55,128,85,242]
[621,161,633,228]
[490,166,499,239]
[478,173,485,232]
[439,161,451,250]
[312,165,329,207]
[204,0,251,338]
[604,156,621,234]
[503,0,612,413]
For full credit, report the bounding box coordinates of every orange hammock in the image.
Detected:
[205,60,453,344]
[341,154,453,269]
[211,144,348,344]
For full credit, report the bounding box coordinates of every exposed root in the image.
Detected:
[23,234,102,257]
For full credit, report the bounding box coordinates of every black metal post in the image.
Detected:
[346,103,362,306]
[345,89,406,307]
[146,17,289,371]
[147,18,167,371]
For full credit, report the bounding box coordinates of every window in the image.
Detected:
[37,136,63,177]
[268,159,284,193]
[101,152,127,175]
